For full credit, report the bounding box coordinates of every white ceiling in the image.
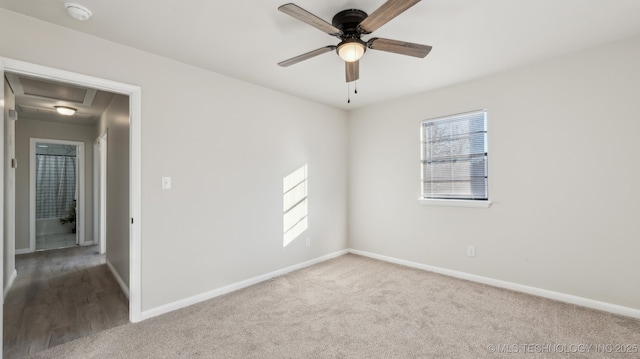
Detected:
[2,0,640,110]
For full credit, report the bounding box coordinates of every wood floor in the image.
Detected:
[3,245,129,358]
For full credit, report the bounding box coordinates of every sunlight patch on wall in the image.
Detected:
[283,164,308,247]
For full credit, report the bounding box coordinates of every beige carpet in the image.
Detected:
[30,254,639,358]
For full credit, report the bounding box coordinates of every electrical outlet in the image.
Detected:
[467,246,476,257]
[306,237,311,247]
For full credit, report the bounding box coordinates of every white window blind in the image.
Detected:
[421,110,488,200]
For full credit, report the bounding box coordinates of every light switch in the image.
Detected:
[162,177,171,190]
[8,109,18,121]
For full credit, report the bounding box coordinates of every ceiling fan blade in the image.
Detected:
[368,37,432,58]
[346,60,360,82]
[278,3,343,36]
[278,46,337,67]
[358,0,421,34]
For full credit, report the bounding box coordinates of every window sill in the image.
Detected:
[418,198,492,208]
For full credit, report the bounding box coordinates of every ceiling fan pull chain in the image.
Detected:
[347,82,351,103]
[355,81,358,94]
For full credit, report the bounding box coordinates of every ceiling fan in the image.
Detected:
[277,0,432,83]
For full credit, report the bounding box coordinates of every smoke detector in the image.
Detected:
[65,3,92,21]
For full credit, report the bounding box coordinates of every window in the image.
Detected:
[283,164,308,247]
[420,110,488,205]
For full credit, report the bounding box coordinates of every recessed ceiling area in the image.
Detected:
[1,1,640,110]
[5,73,116,126]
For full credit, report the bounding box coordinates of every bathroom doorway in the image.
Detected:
[30,138,85,251]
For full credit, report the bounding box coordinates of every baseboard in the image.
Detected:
[140,249,350,321]
[3,269,17,300]
[106,258,130,299]
[15,248,31,255]
[349,249,640,319]
[16,243,95,254]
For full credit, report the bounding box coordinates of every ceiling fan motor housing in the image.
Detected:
[332,9,368,57]
[332,9,368,35]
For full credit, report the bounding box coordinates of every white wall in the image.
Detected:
[0,9,348,312]
[3,78,15,293]
[348,35,640,310]
[98,94,130,287]
[15,118,96,251]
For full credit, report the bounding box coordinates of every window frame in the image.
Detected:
[419,110,491,208]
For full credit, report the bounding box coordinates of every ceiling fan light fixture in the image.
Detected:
[337,41,366,62]
[55,106,77,116]
[65,3,92,21]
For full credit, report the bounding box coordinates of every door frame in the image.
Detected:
[29,138,86,251]
[0,57,143,324]
[94,132,108,255]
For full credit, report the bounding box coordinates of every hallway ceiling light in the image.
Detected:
[55,106,77,116]
[65,3,92,21]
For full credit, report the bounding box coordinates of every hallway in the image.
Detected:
[3,246,129,358]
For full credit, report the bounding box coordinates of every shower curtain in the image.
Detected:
[35,154,77,219]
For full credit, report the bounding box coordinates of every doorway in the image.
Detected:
[30,139,85,251]
[4,71,133,355]
[0,57,143,332]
